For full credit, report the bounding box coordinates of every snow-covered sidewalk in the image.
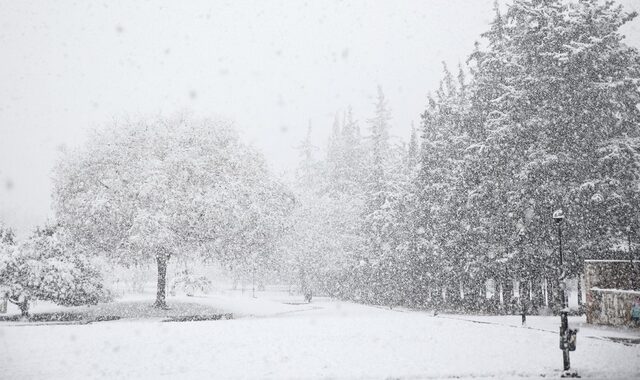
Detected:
[1,293,639,379]
[439,312,640,342]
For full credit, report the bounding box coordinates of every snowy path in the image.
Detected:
[1,294,639,379]
[438,313,640,345]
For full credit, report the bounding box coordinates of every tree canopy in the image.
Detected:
[53,115,293,307]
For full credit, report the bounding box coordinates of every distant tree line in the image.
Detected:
[279,0,640,314]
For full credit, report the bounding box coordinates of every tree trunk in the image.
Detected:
[447,281,460,310]
[532,277,544,311]
[521,279,530,303]
[467,279,481,312]
[503,278,513,313]
[19,299,29,317]
[442,285,448,307]
[9,297,29,318]
[154,251,170,309]
[577,275,583,307]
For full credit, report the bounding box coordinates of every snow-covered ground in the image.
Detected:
[1,291,639,379]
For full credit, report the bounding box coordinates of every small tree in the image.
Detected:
[0,223,15,245]
[0,226,109,318]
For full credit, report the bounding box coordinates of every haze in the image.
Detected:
[1,0,639,235]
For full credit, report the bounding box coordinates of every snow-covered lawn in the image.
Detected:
[1,292,639,379]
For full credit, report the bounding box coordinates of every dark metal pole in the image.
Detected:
[629,228,633,264]
[558,223,563,269]
[561,310,570,371]
[558,221,572,374]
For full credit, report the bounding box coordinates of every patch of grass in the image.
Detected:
[0,312,121,323]
[164,313,233,322]
[0,299,231,323]
[84,301,225,319]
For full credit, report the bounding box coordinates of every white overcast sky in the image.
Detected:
[1,0,639,236]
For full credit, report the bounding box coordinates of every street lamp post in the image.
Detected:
[553,209,579,378]
[628,226,633,264]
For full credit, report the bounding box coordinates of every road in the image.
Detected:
[1,292,639,379]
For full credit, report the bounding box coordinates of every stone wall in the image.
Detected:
[584,260,640,327]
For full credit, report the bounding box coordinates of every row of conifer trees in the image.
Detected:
[286,0,640,314]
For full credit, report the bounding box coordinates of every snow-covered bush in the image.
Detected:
[0,226,110,317]
[169,270,211,296]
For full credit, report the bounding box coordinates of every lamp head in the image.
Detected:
[553,209,565,224]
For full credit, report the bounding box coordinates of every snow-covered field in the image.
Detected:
[1,292,639,379]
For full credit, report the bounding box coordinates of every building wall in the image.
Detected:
[584,260,640,327]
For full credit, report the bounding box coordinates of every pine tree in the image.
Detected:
[465,0,640,310]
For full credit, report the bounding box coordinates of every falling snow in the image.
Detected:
[2,0,640,379]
